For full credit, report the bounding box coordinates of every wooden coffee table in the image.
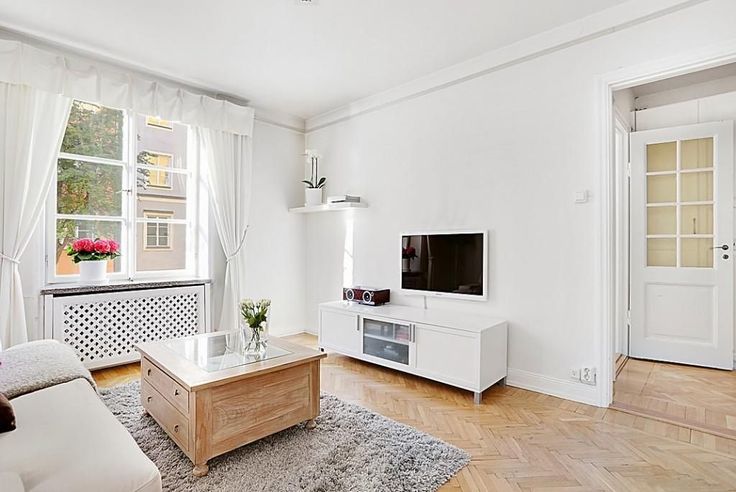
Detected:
[136,332,326,476]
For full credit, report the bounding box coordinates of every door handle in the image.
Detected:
[711,244,729,250]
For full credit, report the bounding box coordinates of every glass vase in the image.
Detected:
[241,321,269,357]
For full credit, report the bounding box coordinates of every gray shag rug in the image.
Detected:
[100,381,469,491]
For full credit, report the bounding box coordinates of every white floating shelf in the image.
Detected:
[289,202,368,214]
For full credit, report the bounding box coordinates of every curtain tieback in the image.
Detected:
[225,226,249,264]
[0,252,20,265]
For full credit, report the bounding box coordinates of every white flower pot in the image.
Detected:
[305,188,323,206]
[79,260,108,284]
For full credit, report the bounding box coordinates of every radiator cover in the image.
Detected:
[46,285,208,369]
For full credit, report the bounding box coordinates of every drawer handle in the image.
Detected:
[174,425,180,433]
[174,389,180,396]
[147,396,153,403]
[147,368,152,376]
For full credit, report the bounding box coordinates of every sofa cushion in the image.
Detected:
[0,379,161,492]
[0,393,15,433]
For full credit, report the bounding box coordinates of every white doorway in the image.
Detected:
[605,62,736,437]
[630,122,734,369]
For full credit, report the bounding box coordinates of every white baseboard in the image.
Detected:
[272,329,311,337]
[506,368,600,407]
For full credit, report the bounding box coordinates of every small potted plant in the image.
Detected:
[65,238,120,284]
[303,149,326,206]
[402,245,417,272]
[239,298,271,356]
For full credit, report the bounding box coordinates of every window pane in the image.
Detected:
[61,101,124,160]
[647,174,676,203]
[57,159,123,216]
[137,223,187,272]
[55,219,122,275]
[681,171,713,202]
[136,115,188,170]
[681,238,713,268]
[647,206,676,235]
[681,138,713,169]
[647,142,676,172]
[647,238,676,267]
[136,114,189,222]
[136,170,188,220]
[681,205,713,235]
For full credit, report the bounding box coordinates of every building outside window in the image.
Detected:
[141,152,173,188]
[50,100,201,280]
[143,211,173,249]
[145,116,174,130]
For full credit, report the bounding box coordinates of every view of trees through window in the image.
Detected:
[54,100,192,278]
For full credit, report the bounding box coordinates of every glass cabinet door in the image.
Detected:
[361,317,413,365]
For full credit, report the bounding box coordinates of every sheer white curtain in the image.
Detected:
[196,128,252,331]
[0,83,72,349]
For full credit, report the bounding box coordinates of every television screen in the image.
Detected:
[401,232,486,297]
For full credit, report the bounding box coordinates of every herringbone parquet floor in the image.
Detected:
[612,357,736,441]
[93,334,736,491]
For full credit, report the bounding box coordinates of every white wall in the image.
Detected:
[241,120,306,335]
[19,118,305,341]
[304,0,736,404]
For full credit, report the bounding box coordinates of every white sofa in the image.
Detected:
[0,377,161,492]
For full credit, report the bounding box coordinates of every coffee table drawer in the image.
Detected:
[142,356,189,414]
[141,379,190,452]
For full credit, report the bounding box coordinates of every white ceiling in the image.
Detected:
[0,0,627,119]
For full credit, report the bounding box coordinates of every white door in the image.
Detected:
[630,121,734,369]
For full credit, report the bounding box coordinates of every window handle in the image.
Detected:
[711,244,729,251]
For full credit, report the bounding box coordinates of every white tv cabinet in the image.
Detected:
[318,301,508,404]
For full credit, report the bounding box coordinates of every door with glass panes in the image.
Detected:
[630,121,733,369]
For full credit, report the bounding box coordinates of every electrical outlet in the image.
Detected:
[570,368,581,380]
[580,367,597,385]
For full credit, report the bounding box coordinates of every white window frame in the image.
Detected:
[143,211,174,250]
[46,101,206,283]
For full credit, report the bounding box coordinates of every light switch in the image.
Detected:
[574,190,589,203]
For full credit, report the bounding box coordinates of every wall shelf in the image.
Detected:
[288,202,368,214]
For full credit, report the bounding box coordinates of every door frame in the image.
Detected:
[597,41,736,407]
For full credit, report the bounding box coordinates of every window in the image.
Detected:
[145,116,173,130]
[144,211,173,249]
[140,152,172,188]
[49,100,202,280]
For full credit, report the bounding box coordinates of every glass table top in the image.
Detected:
[163,331,291,372]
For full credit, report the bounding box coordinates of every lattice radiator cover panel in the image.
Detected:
[50,286,206,369]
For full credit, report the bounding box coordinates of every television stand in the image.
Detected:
[318,301,507,404]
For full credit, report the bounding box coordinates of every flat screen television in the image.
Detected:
[400,231,487,300]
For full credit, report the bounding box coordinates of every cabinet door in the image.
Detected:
[361,317,414,367]
[415,323,478,388]
[319,309,361,355]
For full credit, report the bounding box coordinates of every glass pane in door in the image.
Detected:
[681,138,713,169]
[647,207,676,235]
[681,205,713,235]
[681,238,713,268]
[647,174,676,203]
[681,172,713,202]
[647,142,676,172]
[647,238,676,267]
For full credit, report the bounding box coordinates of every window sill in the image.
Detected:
[40,277,211,296]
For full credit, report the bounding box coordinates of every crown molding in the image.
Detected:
[305,0,708,133]
[253,107,306,134]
